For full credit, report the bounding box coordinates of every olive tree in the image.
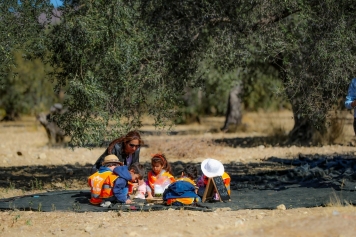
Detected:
[46,1,183,146]
[140,0,356,143]
[44,0,356,146]
[0,0,54,120]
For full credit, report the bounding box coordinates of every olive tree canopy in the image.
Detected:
[46,1,184,146]
[139,0,356,143]
[9,0,354,146]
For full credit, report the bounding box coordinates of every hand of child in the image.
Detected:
[125,199,132,204]
[147,194,153,199]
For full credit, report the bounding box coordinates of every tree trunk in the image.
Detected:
[287,90,327,145]
[288,100,314,144]
[287,97,328,145]
[221,81,243,132]
[271,57,327,145]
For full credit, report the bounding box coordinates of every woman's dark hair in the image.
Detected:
[107,130,143,154]
[151,153,173,175]
[183,165,198,180]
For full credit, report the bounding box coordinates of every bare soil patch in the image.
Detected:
[1,110,356,237]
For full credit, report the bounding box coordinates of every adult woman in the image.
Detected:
[91,130,144,174]
[345,78,356,135]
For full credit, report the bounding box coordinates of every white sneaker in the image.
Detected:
[100,201,112,207]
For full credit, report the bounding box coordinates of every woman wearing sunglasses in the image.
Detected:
[91,130,144,174]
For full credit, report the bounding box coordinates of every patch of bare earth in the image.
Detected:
[1,110,356,237]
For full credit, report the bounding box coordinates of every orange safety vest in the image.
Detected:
[148,170,175,194]
[166,197,199,205]
[101,173,119,199]
[88,170,113,205]
[222,172,231,195]
[166,177,199,205]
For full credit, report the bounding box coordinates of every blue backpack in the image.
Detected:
[163,181,199,200]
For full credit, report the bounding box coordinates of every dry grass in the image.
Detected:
[267,124,289,141]
[325,189,353,207]
[312,112,346,145]
[325,114,346,143]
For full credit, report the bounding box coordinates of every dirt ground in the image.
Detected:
[1,110,356,237]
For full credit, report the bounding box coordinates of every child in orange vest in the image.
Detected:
[88,155,122,205]
[100,162,146,207]
[146,153,175,199]
[196,158,231,201]
[163,164,200,206]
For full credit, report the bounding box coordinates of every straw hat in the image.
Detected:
[201,158,224,177]
[102,155,122,165]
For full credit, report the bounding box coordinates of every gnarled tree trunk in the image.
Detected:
[221,81,243,132]
[287,98,327,145]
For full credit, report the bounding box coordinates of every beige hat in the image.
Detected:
[201,158,224,178]
[102,155,122,165]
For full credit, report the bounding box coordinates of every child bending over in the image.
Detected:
[100,162,146,207]
[163,164,200,206]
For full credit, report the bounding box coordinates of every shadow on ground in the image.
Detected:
[214,136,328,148]
[1,153,356,212]
[1,153,356,192]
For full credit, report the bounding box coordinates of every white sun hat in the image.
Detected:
[201,158,224,178]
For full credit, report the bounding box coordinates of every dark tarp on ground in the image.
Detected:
[0,187,355,212]
[1,154,356,212]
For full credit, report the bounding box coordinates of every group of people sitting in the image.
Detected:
[88,131,231,207]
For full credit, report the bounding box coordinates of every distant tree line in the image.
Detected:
[0,0,355,146]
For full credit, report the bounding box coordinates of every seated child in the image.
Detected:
[163,165,200,206]
[100,162,146,207]
[134,179,147,199]
[146,153,175,199]
[88,154,122,205]
[196,158,231,201]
